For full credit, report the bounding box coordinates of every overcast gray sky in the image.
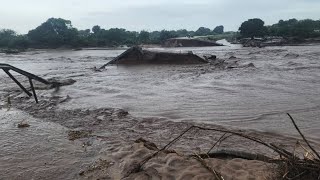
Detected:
[0,0,319,34]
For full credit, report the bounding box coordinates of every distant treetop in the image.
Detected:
[239,18,267,38]
[213,25,224,34]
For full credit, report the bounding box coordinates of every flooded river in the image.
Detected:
[1,44,320,179]
[1,44,320,138]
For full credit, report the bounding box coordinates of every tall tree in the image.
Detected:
[159,30,178,43]
[27,18,78,47]
[195,27,211,36]
[176,29,189,37]
[79,29,91,37]
[92,25,101,34]
[0,29,17,47]
[239,18,267,38]
[138,30,150,44]
[213,25,224,34]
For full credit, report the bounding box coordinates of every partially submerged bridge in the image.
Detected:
[0,63,55,103]
[100,46,209,68]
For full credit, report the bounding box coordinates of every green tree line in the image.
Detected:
[2,17,320,49]
[0,18,225,49]
[239,18,320,38]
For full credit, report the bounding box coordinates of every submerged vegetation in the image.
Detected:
[1,17,320,50]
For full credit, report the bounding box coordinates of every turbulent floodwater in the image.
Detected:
[1,44,320,140]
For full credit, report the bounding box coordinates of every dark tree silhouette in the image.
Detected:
[239,18,267,38]
[28,18,78,47]
[213,25,224,34]
[92,25,101,34]
[195,27,211,36]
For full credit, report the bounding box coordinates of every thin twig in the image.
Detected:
[218,134,234,147]
[192,125,290,158]
[140,125,291,167]
[297,141,316,160]
[162,126,195,151]
[6,94,11,111]
[289,170,307,180]
[194,153,224,180]
[139,126,194,167]
[207,133,228,154]
[136,122,320,180]
[287,113,320,160]
[270,143,295,159]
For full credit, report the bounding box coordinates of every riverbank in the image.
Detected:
[1,92,319,179]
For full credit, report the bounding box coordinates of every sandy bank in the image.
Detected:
[1,92,319,179]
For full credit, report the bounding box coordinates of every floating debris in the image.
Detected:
[17,120,30,128]
[68,130,92,141]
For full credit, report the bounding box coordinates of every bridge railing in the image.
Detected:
[0,63,52,103]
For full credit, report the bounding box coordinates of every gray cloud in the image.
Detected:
[0,0,319,33]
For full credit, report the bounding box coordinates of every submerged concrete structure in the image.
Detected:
[100,46,209,68]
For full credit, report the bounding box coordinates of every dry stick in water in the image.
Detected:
[126,126,196,179]
[297,141,316,160]
[139,125,194,167]
[270,143,295,158]
[140,125,289,169]
[194,153,224,180]
[135,117,320,179]
[162,126,195,150]
[192,125,291,158]
[6,94,11,111]
[207,133,234,154]
[287,113,320,160]
[207,133,228,154]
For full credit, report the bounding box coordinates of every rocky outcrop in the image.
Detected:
[100,46,209,67]
[164,38,223,47]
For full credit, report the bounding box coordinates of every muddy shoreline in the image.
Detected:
[1,90,319,179]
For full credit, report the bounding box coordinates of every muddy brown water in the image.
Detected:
[1,43,320,179]
[1,45,319,137]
